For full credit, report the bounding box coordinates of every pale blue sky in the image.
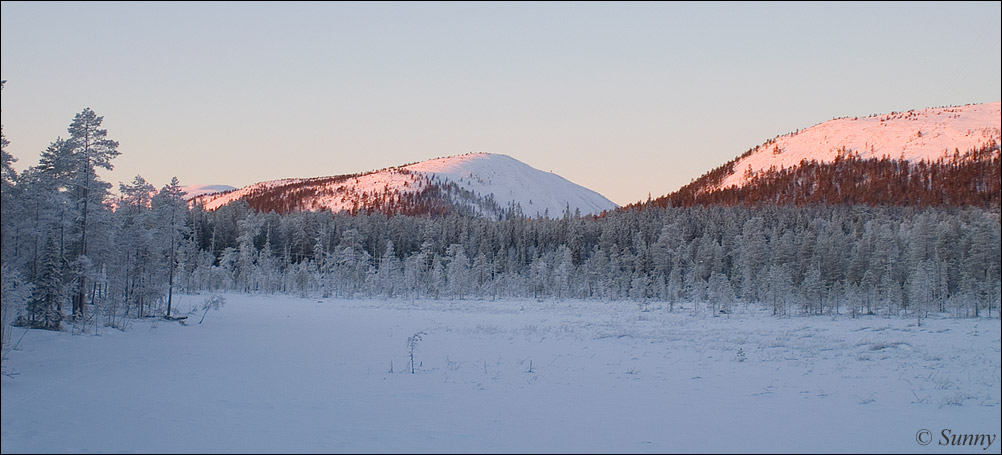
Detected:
[2,1,1000,205]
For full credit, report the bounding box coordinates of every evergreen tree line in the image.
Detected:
[2,107,1000,350]
[173,201,1000,320]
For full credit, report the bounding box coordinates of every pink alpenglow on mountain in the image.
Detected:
[715,102,1001,192]
[190,153,617,218]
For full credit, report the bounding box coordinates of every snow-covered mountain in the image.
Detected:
[643,101,1001,207]
[716,101,1000,191]
[190,153,617,218]
[404,153,615,217]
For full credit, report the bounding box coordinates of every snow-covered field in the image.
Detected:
[2,294,999,453]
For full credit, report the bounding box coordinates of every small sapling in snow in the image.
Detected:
[198,295,226,324]
[407,330,426,374]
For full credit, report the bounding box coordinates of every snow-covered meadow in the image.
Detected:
[2,294,1000,453]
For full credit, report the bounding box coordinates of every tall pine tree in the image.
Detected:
[63,108,121,320]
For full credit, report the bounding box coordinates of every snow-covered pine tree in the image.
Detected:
[62,109,120,320]
[24,234,63,330]
[152,177,191,317]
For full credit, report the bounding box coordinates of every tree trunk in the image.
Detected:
[166,233,175,317]
[74,153,91,320]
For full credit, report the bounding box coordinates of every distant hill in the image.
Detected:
[189,153,617,218]
[633,102,1000,208]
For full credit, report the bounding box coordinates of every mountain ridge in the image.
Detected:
[189,152,618,218]
[635,101,1001,208]
[715,101,1000,192]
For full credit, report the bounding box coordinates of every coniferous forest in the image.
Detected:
[1,106,1000,349]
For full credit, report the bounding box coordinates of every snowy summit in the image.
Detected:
[404,152,617,218]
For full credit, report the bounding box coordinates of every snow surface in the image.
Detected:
[2,294,999,453]
[191,153,617,217]
[716,102,1002,191]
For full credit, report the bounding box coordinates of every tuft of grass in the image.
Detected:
[937,391,968,408]
[853,393,877,404]
[868,341,906,351]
